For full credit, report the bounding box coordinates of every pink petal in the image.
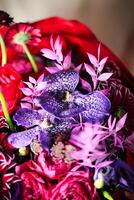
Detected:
[116,113,127,132]
[108,116,116,131]
[87,53,98,66]
[84,63,96,76]
[24,82,34,89]
[41,48,57,60]
[20,102,32,109]
[63,51,71,70]
[54,36,60,51]
[21,96,32,102]
[98,73,113,81]
[56,46,63,62]
[45,67,60,74]
[71,126,82,135]
[92,75,98,89]
[55,63,64,70]
[36,82,47,91]
[29,76,36,84]
[37,74,44,83]
[98,57,108,73]
[80,78,92,91]
[75,64,82,73]
[54,36,63,62]
[3,173,14,183]
[21,88,33,96]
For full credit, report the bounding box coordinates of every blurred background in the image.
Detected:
[0,0,134,74]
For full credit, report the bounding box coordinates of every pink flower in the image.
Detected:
[5,23,41,53]
[12,57,43,74]
[15,160,49,200]
[0,64,23,116]
[0,153,19,200]
[37,151,72,180]
[49,169,99,200]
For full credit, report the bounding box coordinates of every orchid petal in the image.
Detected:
[8,127,40,148]
[13,108,45,127]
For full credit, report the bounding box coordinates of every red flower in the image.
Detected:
[5,23,41,53]
[0,152,19,200]
[0,64,23,115]
[49,169,99,200]
[15,160,49,200]
[37,151,72,180]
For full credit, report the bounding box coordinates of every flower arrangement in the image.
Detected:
[0,10,134,200]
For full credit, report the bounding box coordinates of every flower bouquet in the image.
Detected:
[0,10,134,200]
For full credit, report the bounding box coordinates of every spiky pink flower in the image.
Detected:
[70,123,111,168]
[0,153,19,200]
[20,74,46,109]
[84,45,112,90]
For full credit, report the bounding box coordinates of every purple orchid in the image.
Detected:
[94,159,134,192]
[34,91,111,123]
[33,69,111,123]
[8,69,111,153]
[8,108,73,151]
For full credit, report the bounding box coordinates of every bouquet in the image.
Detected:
[0,10,134,200]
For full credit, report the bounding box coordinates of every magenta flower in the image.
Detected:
[0,153,19,200]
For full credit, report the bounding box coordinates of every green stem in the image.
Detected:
[0,34,7,66]
[22,43,38,73]
[102,191,114,200]
[0,91,13,131]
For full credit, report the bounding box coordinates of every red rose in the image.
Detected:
[15,160,49,200]
[37,151,71,180]
[49,169,99,200]
[0,64,23,115]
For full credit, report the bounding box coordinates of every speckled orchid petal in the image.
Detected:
[13,108,46,127]
[49,119,73,134]
[43,69,79,94]
[33,95,68,116]
[39,130,54,152]
[60,106,85,118]
[73,91,111,123]
[8,126,40,148]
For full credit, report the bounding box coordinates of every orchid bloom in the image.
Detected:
[8,108,73,151]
